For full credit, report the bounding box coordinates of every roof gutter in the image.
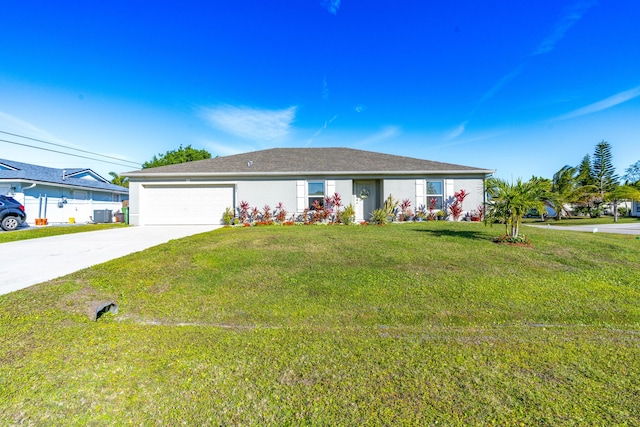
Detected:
[124,169,496,178]
[5,179,128,194]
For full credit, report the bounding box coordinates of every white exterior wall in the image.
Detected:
[16,185,124,225]
[127,175,488,225]
[236,179,297,211]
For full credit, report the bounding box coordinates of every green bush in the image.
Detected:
[338,204,356,225]
[369,208,388,225]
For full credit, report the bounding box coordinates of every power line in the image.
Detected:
[0,138,140,169]
[0,130,142,167]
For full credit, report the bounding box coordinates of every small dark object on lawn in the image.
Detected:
[92,301,119,321]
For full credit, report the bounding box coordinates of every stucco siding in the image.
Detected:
[236,179,297,211]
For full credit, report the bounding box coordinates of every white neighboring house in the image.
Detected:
[123,147,494,226]
[632,200,640,217]
[0,158,129,225]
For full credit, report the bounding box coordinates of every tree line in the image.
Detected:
[485,140,640,241]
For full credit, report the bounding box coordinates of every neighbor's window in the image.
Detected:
[112,193,121,202]
[426,180,443,210]
[308,181,325,209]
[74,190,88,201]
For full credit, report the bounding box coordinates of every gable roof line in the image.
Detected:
[126,169,495,178]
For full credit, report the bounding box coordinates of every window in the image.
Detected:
[308,181,325,209]
[112,193,121,202]
[426,180,443,210]
[74,190,88,201]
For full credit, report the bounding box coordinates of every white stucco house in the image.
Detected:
[123,148,494,226]
[0,158,129,225]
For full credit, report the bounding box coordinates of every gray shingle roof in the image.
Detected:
[125,148,493,176]
[0,158,129,193]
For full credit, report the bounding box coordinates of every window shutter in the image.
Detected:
[415,179,425,208]
[445,179,455,203]
[326,180,336,197]
[296,180,305,212]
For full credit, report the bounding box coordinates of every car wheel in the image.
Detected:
[1,216,20,231]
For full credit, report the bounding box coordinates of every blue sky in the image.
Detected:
[1,0,639,180]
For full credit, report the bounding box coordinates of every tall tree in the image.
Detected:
[143,145,212,169]
[549,165,592,220]
[623,160,640,186]
[591,140,618,201]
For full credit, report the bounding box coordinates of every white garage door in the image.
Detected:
[141,185,234,225]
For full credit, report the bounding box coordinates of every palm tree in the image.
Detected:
[549,165,593,220]
[109,172,129,188]
[485,177,546,239]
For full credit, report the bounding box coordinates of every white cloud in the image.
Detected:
[358,126,401,146]
[478,65,525,105]
[321,0,341,15]
[322,76,329,100]
[532,0,597,56]
[445,121,468,140]
[0,112,58,141]
[553,86,640,121]
[354,104,366,113]
[200,105,297,140]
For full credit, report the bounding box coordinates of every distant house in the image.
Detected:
[632,200,640,217]
[0,158,129,225]
[124,148,494,226]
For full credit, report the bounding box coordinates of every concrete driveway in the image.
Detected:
[527,222,640,235]
[0,225,222,295]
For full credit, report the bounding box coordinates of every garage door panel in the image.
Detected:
[141,185,234,225]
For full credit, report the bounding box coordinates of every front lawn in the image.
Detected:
[1,222,639,425]
[0,223,127,244]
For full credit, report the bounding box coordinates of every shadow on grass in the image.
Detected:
[415,228,490,241]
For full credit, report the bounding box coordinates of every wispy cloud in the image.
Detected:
[445,121,468,140]
[307,115,338,145]
[474,1,595,108]
[200,105,297,140]
[532,0,597,56]
[358,126,401,147]
[354,104,366,113]
[322,76,329,100]
[552,85,640,121]
[478,65,525,105]
[321,0,341,15]
[0,112,57,140]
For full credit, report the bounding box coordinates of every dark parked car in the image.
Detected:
[0,195,27,231]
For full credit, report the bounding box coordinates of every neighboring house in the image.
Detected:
[632,200,640,217]
[0,158,129,225]
[124,148,494,226]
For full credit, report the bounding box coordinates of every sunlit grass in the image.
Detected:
[0,223,127,243]
[1,222,639,425]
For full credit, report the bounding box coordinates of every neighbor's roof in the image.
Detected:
[0,158,129,193]
[124,148,494,177]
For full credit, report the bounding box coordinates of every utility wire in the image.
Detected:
[0,138,140,169]
[0,130,142,167]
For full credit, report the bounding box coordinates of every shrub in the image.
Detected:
[222,207,234,225]
[370,208,389,225]
[339,204,356,225]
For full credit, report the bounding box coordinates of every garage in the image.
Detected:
[140,184,234,225]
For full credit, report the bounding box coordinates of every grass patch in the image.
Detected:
[523,215,640,226]
[1,222,639,425]
[0,223,127,244]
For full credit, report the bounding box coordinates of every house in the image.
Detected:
[0,158,129,225]
[124,148,494,226]
[632,200,640,217]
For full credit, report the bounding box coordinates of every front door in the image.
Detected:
[354,180,377,222]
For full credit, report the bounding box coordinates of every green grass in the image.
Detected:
[1,222,639,425]
[0,223,127,243]
[523,215,640,226]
